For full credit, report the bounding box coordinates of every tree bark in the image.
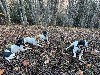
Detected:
[19,0,28,25]
[0,0,11,25]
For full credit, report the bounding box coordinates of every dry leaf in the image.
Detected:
[22,60,29,66]
[0,69,4,75]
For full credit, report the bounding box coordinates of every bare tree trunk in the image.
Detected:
[0,0,11,25]
[19,0,28,25]
[4,0,11,25]
[29,0,35,24]
[0,0,6,15]
[38,0,44,25]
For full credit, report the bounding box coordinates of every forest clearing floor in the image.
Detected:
[0,25,100,75]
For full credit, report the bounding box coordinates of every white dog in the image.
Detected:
[66,40,88,60]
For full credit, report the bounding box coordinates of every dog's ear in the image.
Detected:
[15,37,24,46]
[78,40,85,46]
[42,31,47,35]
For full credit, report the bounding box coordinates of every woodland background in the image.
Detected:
[0,0,100,28]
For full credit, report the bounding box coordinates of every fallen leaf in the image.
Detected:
[0,69,4,75]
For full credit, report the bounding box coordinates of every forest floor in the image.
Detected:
[0,25,100,75]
